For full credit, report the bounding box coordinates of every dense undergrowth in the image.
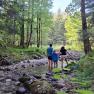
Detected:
[73,51,94,93]
[76,51,94,81]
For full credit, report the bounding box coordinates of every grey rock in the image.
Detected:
[16,87,27,94]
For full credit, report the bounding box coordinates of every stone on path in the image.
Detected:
[24,80,56,94]
[16,87,27,94]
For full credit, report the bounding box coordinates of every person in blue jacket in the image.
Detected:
[47,44,53,70]
[52,50,59,68]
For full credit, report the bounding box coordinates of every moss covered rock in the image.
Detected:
[24,80,55,94]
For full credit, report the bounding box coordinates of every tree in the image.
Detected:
[81,0,91,54]
[65,0,92,52]
[49,9,66,45]
[20,0,25,48]
[0,0,53,48]
[33,0,53,47]
[65,13,82,50]
[27,0,34,47]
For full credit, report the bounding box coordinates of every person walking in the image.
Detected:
[52,50,59,68]
[47,44,53,71]
[60,46,67,69]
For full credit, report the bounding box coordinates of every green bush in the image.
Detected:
[76,51,94,80]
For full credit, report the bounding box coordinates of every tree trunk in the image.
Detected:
[13,18,16,46]
[26,0,30,47]
[26,22,29,46]
[37,14,39,48]
[39,17,41,47]
[20,19,24,48]
[27,0,34,47]
[20,1,25,48]
[40,19,42,47]
[27,22,33,47]
[81,0,91,54]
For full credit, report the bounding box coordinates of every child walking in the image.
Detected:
[52,50,59,68]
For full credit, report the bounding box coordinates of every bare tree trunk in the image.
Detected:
[37,14,39,48]
[26,0,30,47]
[13,18,16,46]
[20,0,24,48]
[40,19,42,47]
[81,0,91,54]
[27,0,34,47]
[20,19,24,48]
[26,22,29,46]
[39,17,41,47]
[27,22,33,46]
[36,14,41,48]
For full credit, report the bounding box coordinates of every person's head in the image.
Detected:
[49,44,52,47]
[62,46,65,49]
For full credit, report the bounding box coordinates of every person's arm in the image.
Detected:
[60,48,62,53]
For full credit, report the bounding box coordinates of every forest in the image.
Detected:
[0,0,94,94]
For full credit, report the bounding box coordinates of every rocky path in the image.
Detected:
[0,58,49,94]
[0,51,83,94]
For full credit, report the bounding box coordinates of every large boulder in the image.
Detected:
[24,80,56,94]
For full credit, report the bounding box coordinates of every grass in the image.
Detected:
[53,74,62,80]
[70,77,79,82]
[52,68,62,73]
[52,68,68,79]
[75,90,94,94]
[0,47,46,63]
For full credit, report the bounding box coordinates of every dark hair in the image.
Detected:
[49,44,52,47]
[62,46,65,49]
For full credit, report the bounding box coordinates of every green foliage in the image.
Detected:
[0,0,53,47]
[65,13,83,50]
[65,0,80,16]
[76,51,94,80]
[0,47,46,63]
[52,68,62,73]
[48,9,66,45]
[52,68,68,79]
[52,74,62,80]
[52,68,62,79]
[71,77,91,88]
[70,77,79,82]
[75,90,94,94]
